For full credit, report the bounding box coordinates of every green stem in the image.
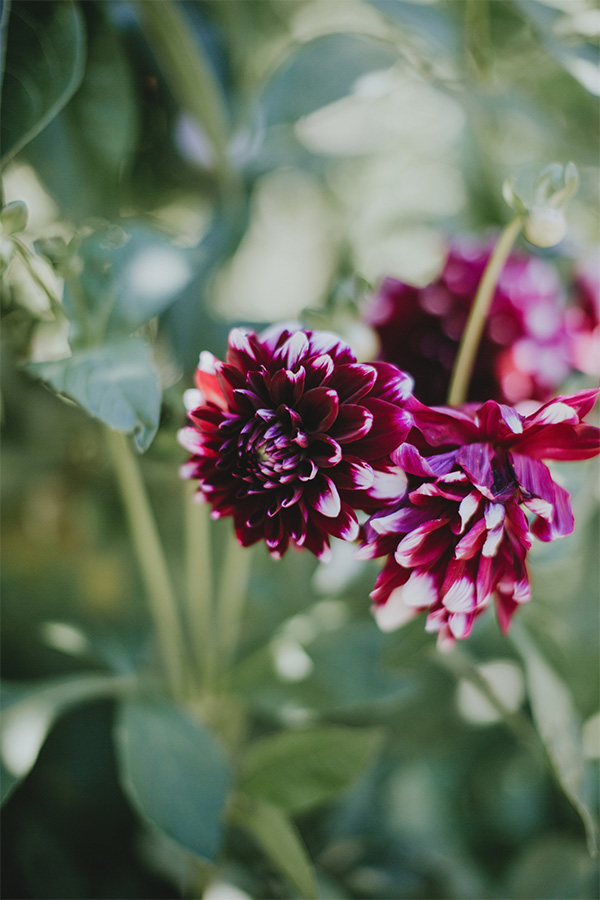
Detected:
[107,429,189,698]
[217,531,253,677]
[447,215,523,407]
[185,483,215,692]
[134,0,237,193]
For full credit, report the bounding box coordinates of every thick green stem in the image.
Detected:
[107,429,189,698]
[217,531,253,677]
[447,215,522,407]
[185,484,215,692]
[134,0,237,192]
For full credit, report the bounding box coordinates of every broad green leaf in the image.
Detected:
[512,625,597,854]
[0,0,86,164]
[0,673,131,805]
[115,698,232,862]
[230,796,318,900]
[27,336,161,451]
[61,224,195,341]
[21,5,140,221]
[240,726,383,815]
[236,621,415,716]
[261,33,398,126]
[367,0,459,54]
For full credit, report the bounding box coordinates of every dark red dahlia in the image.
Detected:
[359,389,600,644]
[364,237,571,406]
[179,325,413,560]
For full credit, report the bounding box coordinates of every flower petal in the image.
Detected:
[306,474,341,518]
[297,388,339,433]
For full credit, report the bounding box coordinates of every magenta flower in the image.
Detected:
[359,389,600,644]
[179,325,413,560]
[567,257,600,376]
[364,237,571,406]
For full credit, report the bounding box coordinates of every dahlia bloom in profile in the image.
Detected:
[364,237,571,406]
[179,325,413,560]
[360,389,600,644]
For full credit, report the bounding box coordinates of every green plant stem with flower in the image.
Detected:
[446,214,523,407]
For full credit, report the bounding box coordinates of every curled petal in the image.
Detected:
[350,399,412,457]
[327,363,377,403]
[306,474,341,518]
[297,387,339,433]
[329,404,373,443]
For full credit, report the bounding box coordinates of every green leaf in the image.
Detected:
[0,673,131,805]
[240,726,383,815]
[0,0,86,164]
[230,796,318,900]
[21,5,140,220]
[27,336,161,451]
[512,625,598,854]
[115,697,232,862]
[367,0,459,54]
[62,224,195,341]
[261,33,398,126]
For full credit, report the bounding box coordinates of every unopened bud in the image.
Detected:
[0,201,28,236]
[523,206,567,248]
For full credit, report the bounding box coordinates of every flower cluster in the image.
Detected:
[364,237,572,406]
[181,320,599,642]
[179,325,412,560]
[358,389,600,644]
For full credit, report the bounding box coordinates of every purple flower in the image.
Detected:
[359,389,600,644]
[567,256,600,376]
[364,237,572,406]
[179,325,413,560]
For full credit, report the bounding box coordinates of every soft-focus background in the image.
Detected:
[1,1,599,898]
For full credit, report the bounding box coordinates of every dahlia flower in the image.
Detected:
[179,325,413,560]
[359,389,600,644]
[567,257,600,376]
[364,237,571,406]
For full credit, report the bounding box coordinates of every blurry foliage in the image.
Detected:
[1,0,599,898]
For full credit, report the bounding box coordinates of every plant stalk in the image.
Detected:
[216,531,253,677]
[185,483,216,692]
[134,0,237,193]
[107,429,189,698]
[447,215,522,407]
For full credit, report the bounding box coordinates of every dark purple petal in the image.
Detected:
[274,330,310,370]
[510,452,574,540]
[455,443,498,498]
[329,404,373,443]
[305,474,341,518]
[370,362,414,404]
[308,435,343,467]
[307,331,355,364]
[333,458,374,491]
[269,367,305,406]
[406,395,479,446]
[349,399,411,458]
[391,443,436,477]
[327,363,377,403]
[297,387,339,433]
[511,423,600,461]
[475,400,524,440]
[303,354,335,389]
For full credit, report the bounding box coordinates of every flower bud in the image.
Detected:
[524,206,567,248]
[0,200,28,237]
